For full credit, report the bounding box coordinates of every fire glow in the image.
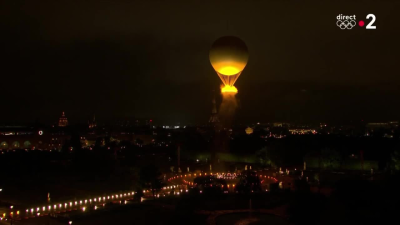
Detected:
[221,85,238,93]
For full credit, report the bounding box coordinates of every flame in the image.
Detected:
[221,85,238,93]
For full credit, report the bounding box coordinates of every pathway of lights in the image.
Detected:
[3,172,279,221]
[6,186,190,221]
[3,191,138,221]
[167,172,279,193]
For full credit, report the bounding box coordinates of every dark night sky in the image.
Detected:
[1,0,399,125]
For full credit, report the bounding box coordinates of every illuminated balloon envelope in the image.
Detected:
[209,36,249,91]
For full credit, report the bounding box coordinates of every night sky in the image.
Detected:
[1,0,399,125]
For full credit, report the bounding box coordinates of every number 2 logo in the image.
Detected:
[366,14,376,29]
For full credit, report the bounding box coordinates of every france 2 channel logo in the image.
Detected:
[336,14,376,30]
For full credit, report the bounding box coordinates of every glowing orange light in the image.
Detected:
[221,85,238,93]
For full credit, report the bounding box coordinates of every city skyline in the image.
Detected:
[1,1,400,125]
[1,1,400,224]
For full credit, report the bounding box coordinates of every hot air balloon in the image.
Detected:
[209,36,249,93]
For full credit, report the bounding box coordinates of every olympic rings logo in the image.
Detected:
[336,19,356,29]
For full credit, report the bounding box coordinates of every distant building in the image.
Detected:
[209,95,220,124]
[365,121,398,138]
[389,121,399,127]
[58,112,68,127]
[88,115,96,129]
[289,128,316,135]
[0,126,70,150]
[272,122,290,128]
[366,123,390,129]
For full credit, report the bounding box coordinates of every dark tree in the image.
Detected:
[61,131,82,153]
[321,148,341,169]
[234,171,262,193]
[391,147,400,172]
[139,165,164,200]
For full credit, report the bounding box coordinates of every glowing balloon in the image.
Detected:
[209,36,249,92]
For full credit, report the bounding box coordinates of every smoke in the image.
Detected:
[219,92,238,128]
[211,87,238,161]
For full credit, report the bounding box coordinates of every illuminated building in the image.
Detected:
[58,112,68,127]
[365,121,397,138]
[366,122,390,129]
[289,129,316,135]
[0,126,69,150]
